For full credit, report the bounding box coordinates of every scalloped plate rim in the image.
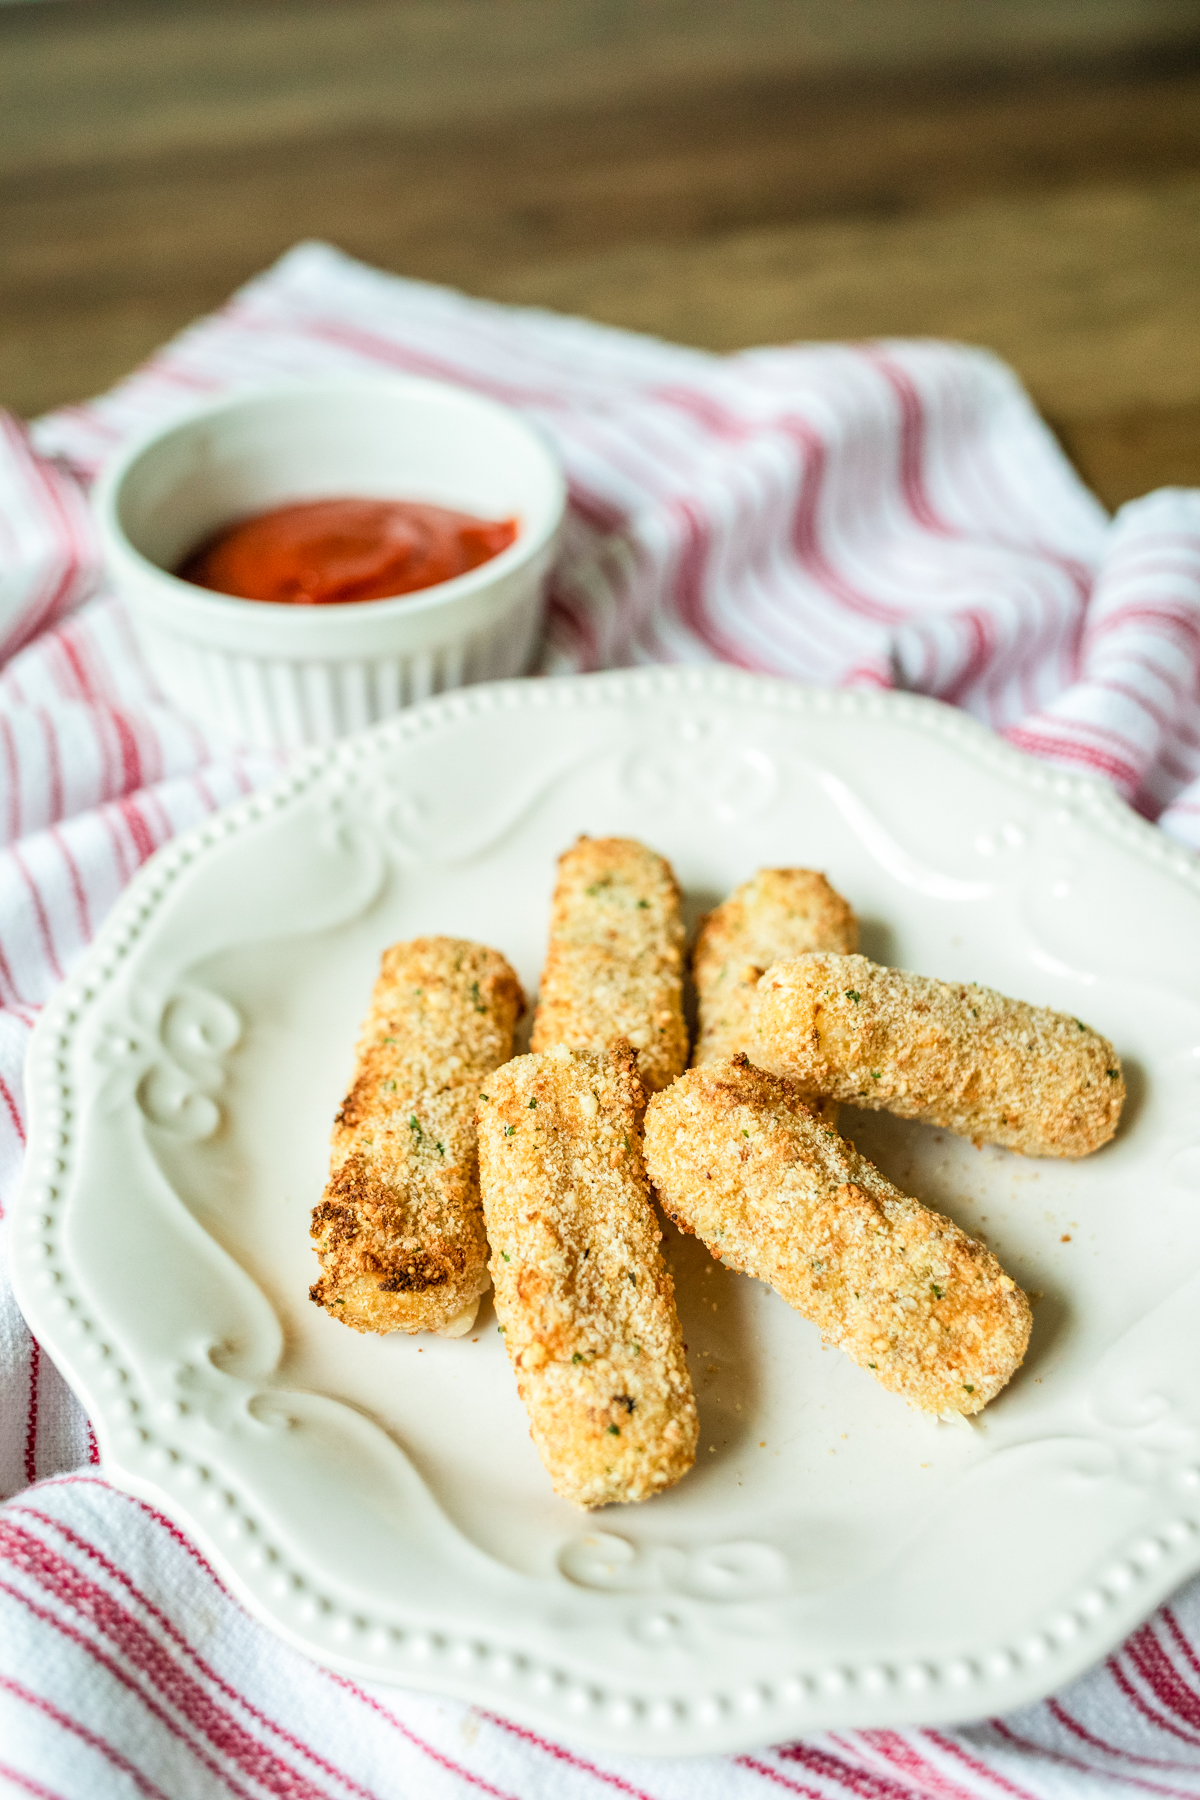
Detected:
[11,667,1200,1756]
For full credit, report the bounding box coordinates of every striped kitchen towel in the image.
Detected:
[2,240,1200,1798]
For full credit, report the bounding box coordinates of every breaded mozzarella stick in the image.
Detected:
[310,937,524,1335]
[692,868,857,1135]
[752,952,1124,1159]
[531,836,687,1093]
[477,1043,697,1507]
[644,1057,1031,1416]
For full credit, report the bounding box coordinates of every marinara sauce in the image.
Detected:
[178,498,518,606]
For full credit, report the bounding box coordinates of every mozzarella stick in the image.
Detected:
[692,868,857,1066]
[644,1057,1031,1415]
[477,1043,697,1507]
[752,952,1124,1159]
[310,937,524,1335]
[530,836,687,1093]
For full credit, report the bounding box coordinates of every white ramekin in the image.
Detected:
[92,376,567,748]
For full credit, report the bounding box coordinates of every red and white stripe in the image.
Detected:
[0,416,101,669]
[5,1477,1200,1799]
[1,240,1199,1795]
[1007,490,1200,827]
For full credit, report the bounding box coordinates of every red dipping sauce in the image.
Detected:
[178,498,519,606]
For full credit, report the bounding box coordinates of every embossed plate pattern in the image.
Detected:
[11,670,1200,1755]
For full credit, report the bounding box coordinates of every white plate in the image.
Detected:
[12,669,1200,1756]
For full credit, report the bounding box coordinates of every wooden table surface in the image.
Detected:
[3,0,1199,510]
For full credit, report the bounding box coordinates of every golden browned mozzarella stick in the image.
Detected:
[752,952,1124,1159]
[644,1057,1031,1415]
[530,836,687,1093]
[310,937,524,1335]
[692,868,858,1067]
[477,1043,697,1507]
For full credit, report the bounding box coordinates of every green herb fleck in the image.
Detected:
[501,1251,511,1262]
[1107,1068,1119,1079]
[504,1124,515,1137]
[743,1129,750,1137]
[408,1115,422,1135]
[607,1424,620,1436]
[383,1035,396,1044]
[636,898,650,909]
[497,1325,505,1333]
[1075,1019,1086,1031]
[964,1383,975,1393]
[470,980,487,1014]
[870,1071,880,1081]
[572,1352,583,1364]
[930,1282,944,1299]
[385,1078,397,1091]
[868,1361,877,1369]
[623,1133,631,1152]
[627,1272,637,1285]
[528,1097,538,1109]
[632,1343,641,1355]
[435,1141,444,1156]
[845,989,861,1002]
[335,1298,345,1304]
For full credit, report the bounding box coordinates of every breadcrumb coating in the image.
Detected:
[530,837,687,1093]
[752,952,1124,1159]
[692,868,858,1067]
[477,1043,698,1507]
[310,937,524,1334]
[643,1057,1031,1415]
[693,867,856,1130]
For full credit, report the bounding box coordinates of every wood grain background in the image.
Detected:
[3,0,1199,508]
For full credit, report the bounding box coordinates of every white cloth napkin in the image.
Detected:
[2,240,1200,1797]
